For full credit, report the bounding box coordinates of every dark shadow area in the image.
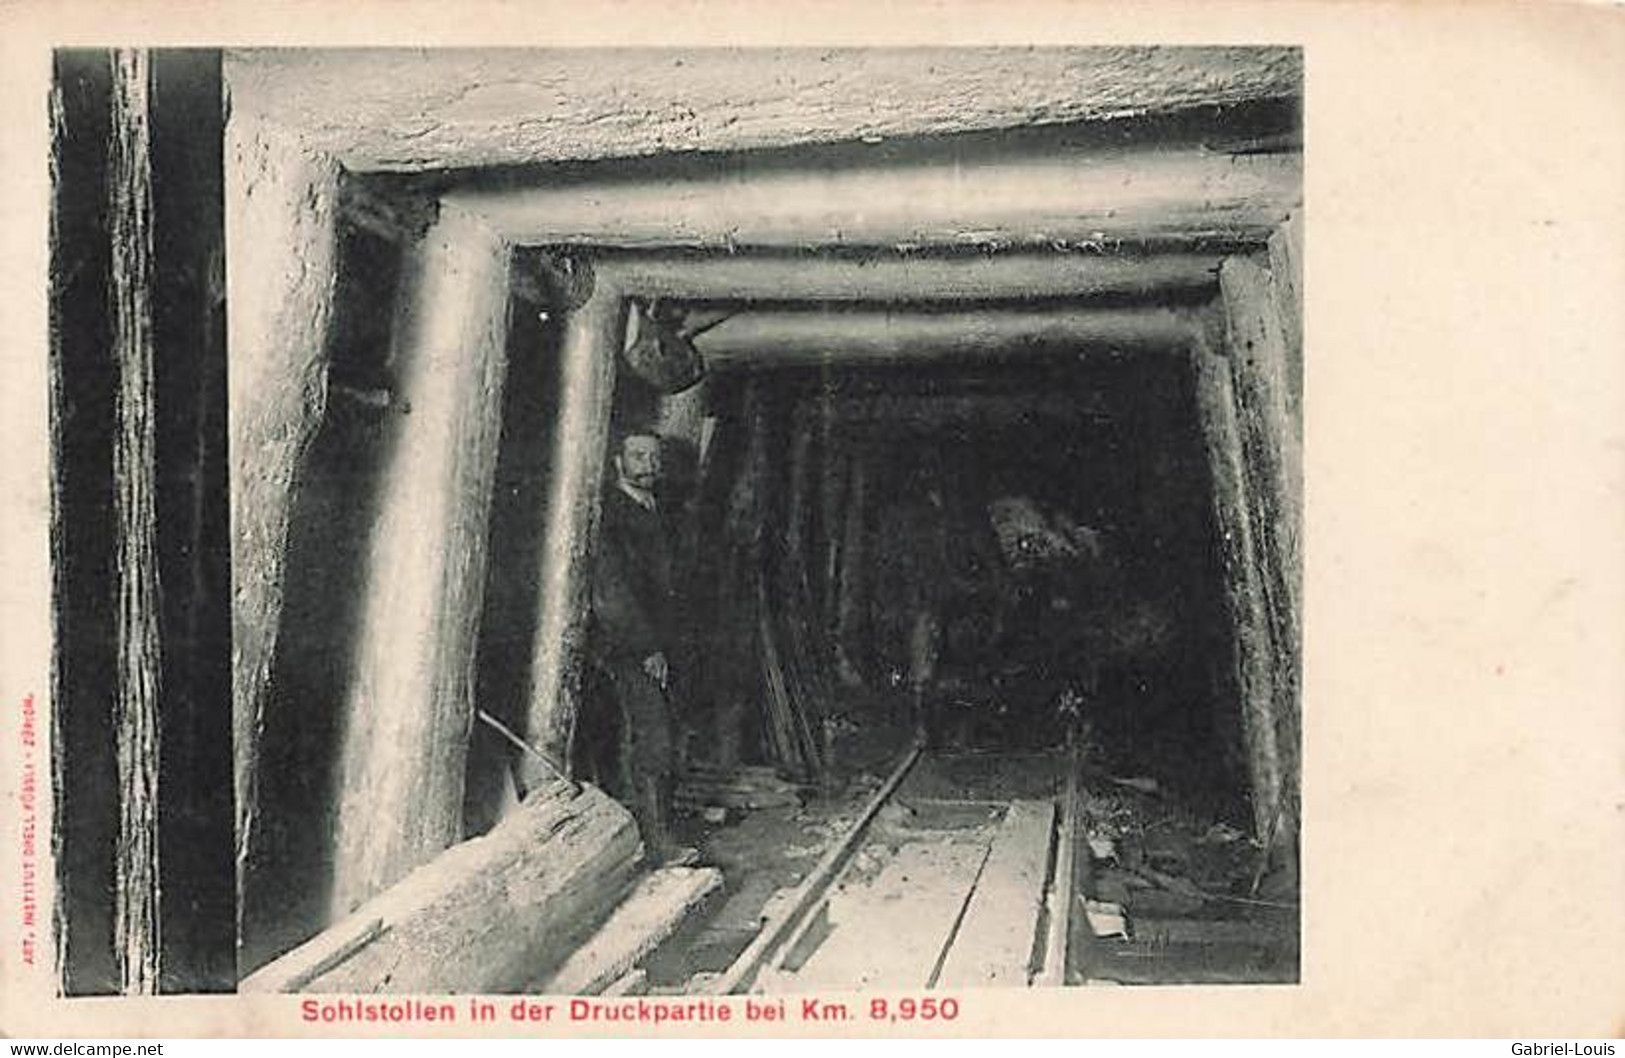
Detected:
[672,349,1244,816]
[47,48,120,997]
[147,48,235,993]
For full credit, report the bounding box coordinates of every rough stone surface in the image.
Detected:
[225,47,1300,172]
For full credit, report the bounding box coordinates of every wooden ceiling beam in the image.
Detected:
[691,305,1199,366]
[594,250,1222,302]
[456,142,1298,250]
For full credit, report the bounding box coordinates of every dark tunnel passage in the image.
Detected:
[556,342,1250,829]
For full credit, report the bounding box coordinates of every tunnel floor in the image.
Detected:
[624,683,1297,992]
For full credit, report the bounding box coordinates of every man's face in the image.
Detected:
[617,435,663,490]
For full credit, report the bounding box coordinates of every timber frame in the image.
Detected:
[224,47,1303,974]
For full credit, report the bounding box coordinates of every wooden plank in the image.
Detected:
[1130,916,1295,946]
[708,742,922,994]
[784,840,990,991]
[537,867,724,995]
[242,781,640,994]
[937,801,1056,989]
[229,116,343,905]
[1036,760,1081,987]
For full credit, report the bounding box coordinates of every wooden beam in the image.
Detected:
[693,305,1199,366]
[242,781,642,994]
[454,144,1298,249]
[937,801,1056,989]
[228,120,343,923]
[536,866,724,994]
[711,742,922,994]
[1190,334,1282,840]
[519,284,625,779]
[107,49,162,995]
[1220,252,1302,855]
[789,840,990,991]
[1267,212,1303,423]
[1036,756,1082,987]
[327,206,513,919]
[600,252,1222,302]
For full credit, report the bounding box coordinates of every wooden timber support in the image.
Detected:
[106,48,164,997]
[599,251,1222,303]
[452,141,1297,248]
[327,207,513,919]
[1219,238,1304,861]
[228,116,343,929]
[244,781,642,994]
[48,49,233,995]
[1189,230,1303,847]
[1191,329,1283,841]
[694,305,1201,366]
[520,283,627,780]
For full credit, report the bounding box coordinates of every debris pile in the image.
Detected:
[1074,776,1298,984]
[675,764,807,816]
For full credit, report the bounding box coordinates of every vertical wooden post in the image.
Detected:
[1190,332,1282,840]
[1267,211,1304,425]
[834,449,870,669]
[227,118,342,911]
[107,48,163,997]
[522,284,625,780]
[1219,253,1302,846]
[785,401,815,566]
[328,207,512,918]
[50,48,233,996]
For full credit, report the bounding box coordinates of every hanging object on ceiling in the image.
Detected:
[621,298,730,395]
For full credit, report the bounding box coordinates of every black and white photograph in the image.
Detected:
[5,7,1620,1041]
[39,44,1303,998]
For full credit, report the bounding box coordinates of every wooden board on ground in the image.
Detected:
[241,781,641,994]
[1131,915,1296,946]
[777,839,990,992]
[536,866,724,994]
[1091,938,1298,985]
[937,799,1056,989]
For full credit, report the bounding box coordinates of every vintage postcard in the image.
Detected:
[0,0,1620,1040]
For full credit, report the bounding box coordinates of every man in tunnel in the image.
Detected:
[586,431,696,866]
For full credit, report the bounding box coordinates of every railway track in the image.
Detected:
[696,741,1084,995]
[584,740,1294,995]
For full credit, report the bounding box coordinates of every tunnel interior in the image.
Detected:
[230,73,1301,987]
[574,344,1248,813]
